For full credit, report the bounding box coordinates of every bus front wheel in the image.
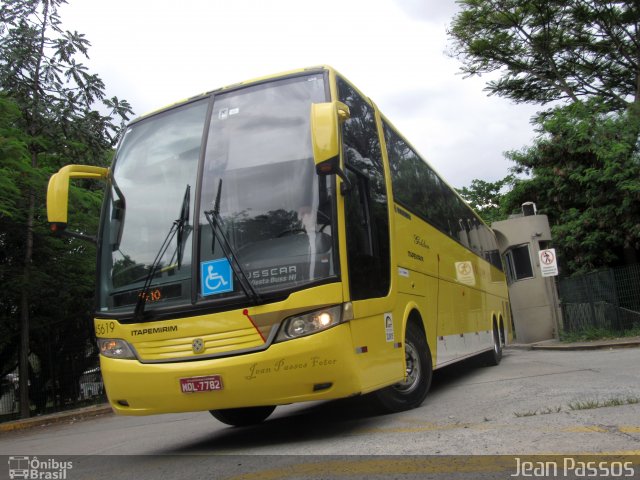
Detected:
[373,322,432,413]
[209,406,276,427]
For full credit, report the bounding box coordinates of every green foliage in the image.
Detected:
[449,1,640,274]
[560,324,640,342]
[0,95,31,377]
[0,0,133,159]
[457,175,514,224]
[448,0,640,109]
[0,0,132,414]
[503,100,640,273]
[0,95,29,218]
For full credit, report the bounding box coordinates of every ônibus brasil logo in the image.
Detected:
[8,456,73,479]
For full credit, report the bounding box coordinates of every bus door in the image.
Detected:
[336,77,400,389]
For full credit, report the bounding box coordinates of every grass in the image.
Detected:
[514,410,538,418]
[540,406,563,415]
[514,396,640,417]
[567,399,601,411]
[568,396,640,411]
[559,324,640,343]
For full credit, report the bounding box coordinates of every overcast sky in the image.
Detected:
[61,0,540,188]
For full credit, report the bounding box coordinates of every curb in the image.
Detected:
[531,339,640,351]
[507,338,640,352]
[0,404,113,433]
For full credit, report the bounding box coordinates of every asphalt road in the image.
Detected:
[2,347,639,479]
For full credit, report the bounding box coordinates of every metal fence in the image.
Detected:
[1,344,105,423]
[558,264,640,333]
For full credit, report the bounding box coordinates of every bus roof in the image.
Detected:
[134,65,335,122]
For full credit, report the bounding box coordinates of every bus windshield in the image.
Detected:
[198,74,335,299]
[98,73,335,315]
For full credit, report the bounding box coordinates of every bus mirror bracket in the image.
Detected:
[311,101,352,195]
[47,164,109,241]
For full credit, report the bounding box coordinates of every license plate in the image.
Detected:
[179,375,223,393]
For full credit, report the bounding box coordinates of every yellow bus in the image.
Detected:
[47,66,511,426]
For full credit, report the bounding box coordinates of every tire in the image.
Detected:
[209,406,276,427]
[483,323,503,366]
[373,321,432,413]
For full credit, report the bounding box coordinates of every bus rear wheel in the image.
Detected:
[482,323,503,366]
[209,406,276,427]
[373,322,432,413]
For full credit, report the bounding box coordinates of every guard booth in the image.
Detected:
[492,203,563,343]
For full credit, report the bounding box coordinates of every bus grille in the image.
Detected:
[133,327,265,361]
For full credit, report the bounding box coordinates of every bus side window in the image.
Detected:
[346,166,375,257]
[337,76,391,300]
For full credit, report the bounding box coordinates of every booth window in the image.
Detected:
[504,244,534,283]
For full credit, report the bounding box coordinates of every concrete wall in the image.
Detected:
[492,214,562,343]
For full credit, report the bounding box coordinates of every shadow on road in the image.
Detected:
[161,396,383,454]
[160,354,491,454]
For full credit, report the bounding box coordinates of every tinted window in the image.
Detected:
[384,120,502,271]
[337,77,390,300]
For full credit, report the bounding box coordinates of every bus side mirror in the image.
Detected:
[310,101,351,194]
[47,164,109,239]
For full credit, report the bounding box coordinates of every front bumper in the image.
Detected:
[102,324,362,415]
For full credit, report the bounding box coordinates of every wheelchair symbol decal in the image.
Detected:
[201,259,233,296]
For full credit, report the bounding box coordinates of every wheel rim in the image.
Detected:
[393,340,421,394]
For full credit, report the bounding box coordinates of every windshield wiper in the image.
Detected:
[110,175,127,252]
[134,184,191,321]
[176,185,191,269]
[204,179,261,306]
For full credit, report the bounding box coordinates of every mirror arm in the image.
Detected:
[336,168,352,195]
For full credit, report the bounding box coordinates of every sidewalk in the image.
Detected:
[508,335,640,351]
[0,404,113,433]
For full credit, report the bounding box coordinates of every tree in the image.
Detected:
[0,0,132,417]
[457,175,514,224]
[503,100,640,273]
[0,95,30,379]
[448,0,640,110]
[448,1,640,274]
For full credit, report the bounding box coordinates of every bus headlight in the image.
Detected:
[98,338,136,359]
[276,304,351,342]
